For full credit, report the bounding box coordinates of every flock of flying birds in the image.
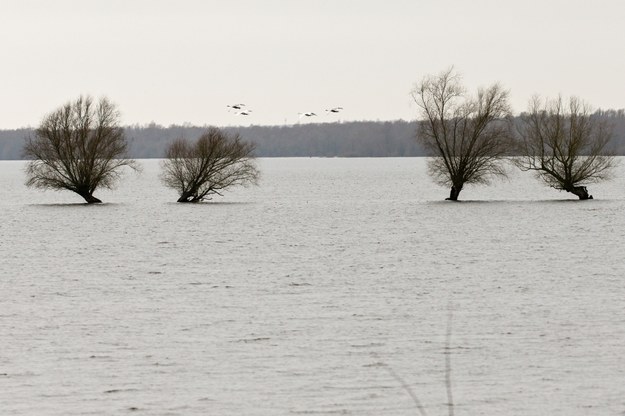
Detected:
[226,103,343,119]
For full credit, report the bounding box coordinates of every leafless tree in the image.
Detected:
[514,96,616,200]
[23,96,137,203]
[160,127,259,202]
[412,68,513,200]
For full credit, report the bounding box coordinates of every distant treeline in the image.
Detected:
[2,111,625,160]
[126,120,423,158]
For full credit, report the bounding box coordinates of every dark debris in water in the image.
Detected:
[351,342,385,348]
[104,388,139,394]
[363,362,385,368]
[236,337,271,343]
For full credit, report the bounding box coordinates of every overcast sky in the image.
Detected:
[1,0,623,128]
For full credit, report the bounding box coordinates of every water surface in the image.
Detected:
[1,158,624,415]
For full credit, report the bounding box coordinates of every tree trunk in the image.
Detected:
[81,193,102,204]
[446,186,462,201]
[177,191,201,203]
[177,196,198,203]
[74,187,102,203]
[568,186,593,200]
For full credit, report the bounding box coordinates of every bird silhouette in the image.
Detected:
[227,104,246,111]
[325,107,343,114]
[298,112,317,118]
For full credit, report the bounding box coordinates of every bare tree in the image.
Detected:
[160,127,259,202]
[514,96,616,200]
[412,68,513,200]
[23,96,137,203]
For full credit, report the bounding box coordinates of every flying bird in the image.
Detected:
[325,107,343,114]
[227,104,246,111]
[237,110,252,116]
[298,112,317,118]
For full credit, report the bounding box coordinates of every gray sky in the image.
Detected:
[1,0,623,128]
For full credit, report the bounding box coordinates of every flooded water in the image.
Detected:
[1,158,624,415]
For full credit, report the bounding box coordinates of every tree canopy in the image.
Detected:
[160,127,259,202]
[412,68,513,200]
[23,96,137,203]
[514,96,616,199]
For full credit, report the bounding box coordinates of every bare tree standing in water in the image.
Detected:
[24,96,137,203]
[514,95,616,200]
[412,68,513,200]
[160,127,259,202]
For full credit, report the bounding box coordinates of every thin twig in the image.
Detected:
[445,303,454,416]
[374,302,456,416]
[373,353,429,416]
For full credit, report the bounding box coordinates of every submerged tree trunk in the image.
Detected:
[446,186,462,201]
[177,196,202,203]
[177,191,202,203]
[177,195,194,203]
[80,193,102,204]
[568,186,593,200]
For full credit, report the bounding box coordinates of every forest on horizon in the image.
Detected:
[1,111,625,160]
